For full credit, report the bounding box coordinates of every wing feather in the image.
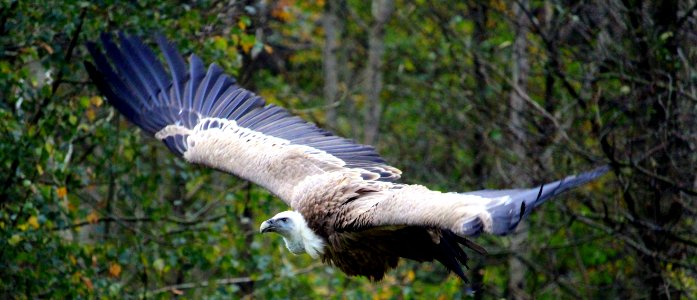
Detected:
[85,33,401,204]
[99,34,149,104]
[122,35,170,93]
[155,33,187,107]
[194,63,223,112]
[85,43,140,124]
[184,55,205,111]
[201,75,234,115]
[344,166,609,237]
[229,96,265,120]
[209,88,246,117]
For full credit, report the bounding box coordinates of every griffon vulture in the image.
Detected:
[84,33,608,281]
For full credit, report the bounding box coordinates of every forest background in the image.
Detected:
[1,0,696,299]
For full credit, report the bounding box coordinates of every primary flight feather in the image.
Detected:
[85,33,608,281]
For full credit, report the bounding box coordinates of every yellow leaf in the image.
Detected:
[36,164,44,175]
[238,20,247,30]
[352,94,366,106]
[378,287,393,300]
[87,211,99,224]
[57,187,67,198]
[86,108,96,122]
[153,258,165,272]
[241,41,253,54]
[71,271,82,284]
[90,95,103,107]
[212,36,227,50]
[403,59,415,71]
[18,223,28,231]
[406,270,415,282]
[9,234,22,245]
[28,216,39,229]
[109,262,122,278]
[271,4,292,22]
[264,44,273,54]
[69,255,77,265]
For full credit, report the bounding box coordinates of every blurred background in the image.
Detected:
[1,0,696,298]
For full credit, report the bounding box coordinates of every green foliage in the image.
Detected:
[1,0,695,299]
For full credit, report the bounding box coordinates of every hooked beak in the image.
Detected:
[260,219,276,233]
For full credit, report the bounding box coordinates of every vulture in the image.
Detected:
[84,33,609,282]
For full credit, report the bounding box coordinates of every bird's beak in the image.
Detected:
[260,219,276,233]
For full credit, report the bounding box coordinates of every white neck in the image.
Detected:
[283,213,325,258]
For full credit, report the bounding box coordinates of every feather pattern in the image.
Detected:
[155,33,187,108]
[84,33,401,204]
[342,166,609,237]
[86,33,608,283]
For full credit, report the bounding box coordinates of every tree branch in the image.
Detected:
[30,7,87,124]
[52,213,227,231]
[574,215,697,271]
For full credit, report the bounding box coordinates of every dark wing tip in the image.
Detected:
[461,165,609,236]
[539,165,610,204]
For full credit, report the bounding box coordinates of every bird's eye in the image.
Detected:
[279,217,288,222]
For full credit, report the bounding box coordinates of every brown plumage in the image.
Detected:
[85,33,608,282]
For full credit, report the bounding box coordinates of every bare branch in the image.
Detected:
[574,215,697,271]
[52,214,227,232]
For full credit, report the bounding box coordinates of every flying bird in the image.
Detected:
[84,33,608,281]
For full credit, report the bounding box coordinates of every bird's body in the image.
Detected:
[85,33,608,281]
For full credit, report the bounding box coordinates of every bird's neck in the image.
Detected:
[283,216,325,258]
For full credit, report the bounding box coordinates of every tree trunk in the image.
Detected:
[363,0,393,145]
[471,3,490,297]
[507,1,530,299]
[322,0,342,130]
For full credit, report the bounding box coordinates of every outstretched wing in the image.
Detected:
[85,33,401,204]
[344,166,609,237]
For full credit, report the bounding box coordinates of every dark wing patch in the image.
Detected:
[85,33,400,181]
[461,166,609,235]
[327,226,484,282]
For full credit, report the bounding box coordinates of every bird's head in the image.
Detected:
[259,210,324,258]
[260,211,301,236]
